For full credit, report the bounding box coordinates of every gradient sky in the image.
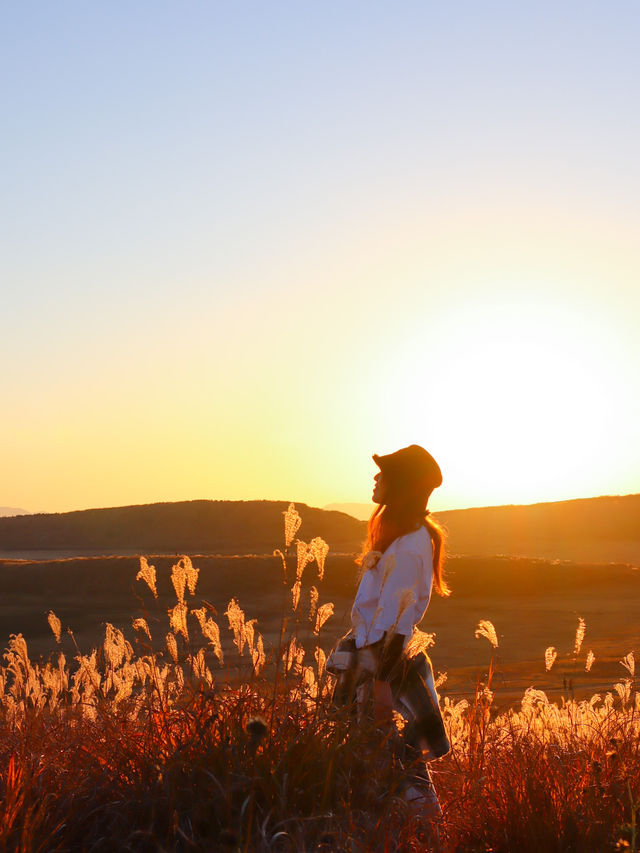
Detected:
[3,2,639,514]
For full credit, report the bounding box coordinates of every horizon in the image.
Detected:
[3,488,638,520]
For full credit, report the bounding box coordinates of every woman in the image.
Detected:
[328,444,450,817]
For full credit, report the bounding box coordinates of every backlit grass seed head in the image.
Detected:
[273,549,287,582]
[243,618,257,654]
[574,617,586,656]
[104,623,133,669]
[192,608,224,662]
[308,537,329,580]
[314,602,334,635]
[302,665,317,696]
[615,679,632,706]
[434,671,448,689]
[406,629,436,658]
[586,650,596,672]
[475,619,499,649]
[309,586,319,621]
[282,638,305,674]
[169,603,189,641]
[295,540,314,581]
[192,648,211,681]
[74,649,100,692]
[166,633,178,663]
[545,646,558,671]
[175,664,185,692]
[225,598,247,654]
[283,502,302,548]
[136,557,158,598]
[47,611,62,644]
[620,652,635,677]
[481,685,494,705]
[184,557,199,594]
[251,635,265,675]
[132,618,152,641]
[522,688,549,712]
[170,557,198,604]
[191,607,207,631]
[315,646,326,680]
[291,580,301,611]
[205,620,224,663]
[5,634,30,693]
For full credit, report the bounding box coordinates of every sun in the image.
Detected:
[377,289,628,507]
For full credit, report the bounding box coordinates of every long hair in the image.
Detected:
[358,485,450,597]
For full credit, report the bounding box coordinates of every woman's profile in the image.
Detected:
[327,444,450,819]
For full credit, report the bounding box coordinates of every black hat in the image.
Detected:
[372,444,443,491]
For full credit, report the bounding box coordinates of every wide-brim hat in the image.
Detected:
[373,444,443,491]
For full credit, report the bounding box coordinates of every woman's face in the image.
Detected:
[372,471,387,504]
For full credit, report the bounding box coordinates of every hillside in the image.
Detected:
[329,495,640,564]
[0,494,638,564]
[438,493,640,564]
[0,500,365,556]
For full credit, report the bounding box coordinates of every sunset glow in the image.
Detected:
[2,3,639,514]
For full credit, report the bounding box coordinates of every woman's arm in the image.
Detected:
[368,632,406,724]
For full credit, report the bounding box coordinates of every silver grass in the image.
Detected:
[136,557,158,598]
[475,620,499,649]
[283,503,302,548]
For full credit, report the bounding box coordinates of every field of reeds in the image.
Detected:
[1,504,639,852]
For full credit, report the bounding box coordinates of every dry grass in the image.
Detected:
[0,506,639,851]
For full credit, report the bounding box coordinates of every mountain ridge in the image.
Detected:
[0,500,364,556]
[0,494,638,564]
[0,507,30,518]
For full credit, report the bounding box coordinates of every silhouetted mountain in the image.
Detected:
[438,494,640,563]
[324,502,371,520]
[0,500,366,556]
[0,507,30,517]
[0,495,637,564]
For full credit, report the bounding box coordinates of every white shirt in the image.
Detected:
[351,525,433,649]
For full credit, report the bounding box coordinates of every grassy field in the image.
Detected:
[0,508,639,850]
[1,550,638,704]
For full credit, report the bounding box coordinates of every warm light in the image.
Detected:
[375,288,633,509]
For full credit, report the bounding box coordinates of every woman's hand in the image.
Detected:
[371,679,394,725]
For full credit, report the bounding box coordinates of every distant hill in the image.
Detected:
[324,502,371,521]
[0,495,637,564]
[328,495,640,565]
[438,494,640,564]
[0,507,30,518]
[0,500,366,556]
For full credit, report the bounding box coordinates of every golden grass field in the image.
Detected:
[0,505,639,851]
[1,549,637,704]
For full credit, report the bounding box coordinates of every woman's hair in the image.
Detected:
[358,484,450,597]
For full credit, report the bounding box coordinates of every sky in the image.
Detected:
[2,2,639,514]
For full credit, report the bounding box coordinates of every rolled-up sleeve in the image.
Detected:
[375,547,422,637]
